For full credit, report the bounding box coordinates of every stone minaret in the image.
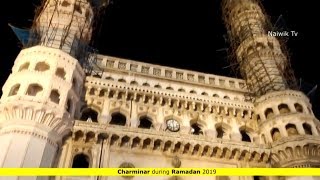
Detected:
[223,0,320,170]
[0,0,103,171]
[222,0,288,97]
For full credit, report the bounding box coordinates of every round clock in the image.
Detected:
[166,119,180,132]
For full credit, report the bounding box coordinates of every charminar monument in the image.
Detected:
[0,0,320,180]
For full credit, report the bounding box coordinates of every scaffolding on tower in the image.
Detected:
[22,0,110,77]
[221,0,297,99]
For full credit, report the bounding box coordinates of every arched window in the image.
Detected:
[35,62,50,72]
[72,154,89,168]
[89,88,95,95]
[265,108,274,119]
[201,92,208,96]
[55,68,66,80]
[223,96,230,99]
[8,84,20,96]
[271,128,281,141]
[240,130,251,142]
[278,104,290,114]
[19,62,29,71]
[138,116,152,129]
[80,108,98,122]
[154,84,161,88]
[190,90,197,94]
[294,103,303,113]
[142,83,150,87]
[49,90,60,104]
[118,79,126,83]
[178,88,185,92]
[105,76,114,81]
[130,81,138,85]
[303,123,313,135]
[166,87,174,90]
[286,124,298,136]
[26,84,43,96]
[191,123,203,135]
[216,126,224,138]
[213,94,219,98]
[110,112,126,126]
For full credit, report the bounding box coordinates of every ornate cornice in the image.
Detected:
[72,120,270,166]
[0,102,73,138]
[270,136,320,167]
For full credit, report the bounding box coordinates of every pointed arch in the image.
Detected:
[240,130,251,142]
[294,103,304,113]
[271,128,281,141]
[19,62,30,72]
[278,104,290,114]
[215,122,231,139]
[142,82,150,87]
[80,108,98,122]
[110,112,126,126]
[303,123,313,135]
[286,123,298,136]
[49,89,60,104]
[35,61,50,72]
[72,153,90,168]
[26,84,43,96]
[8,84,20,96]
[190,122,203,135]
[55,67,66,80]
[138,116,153,129]
[265,108,274,119]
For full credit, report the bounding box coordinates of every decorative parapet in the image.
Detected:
[270,135,320,167]
[96,55,248,93]
[0,101,73,141]
[85,77,254,112]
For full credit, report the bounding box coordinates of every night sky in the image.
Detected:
[1,0,320,117]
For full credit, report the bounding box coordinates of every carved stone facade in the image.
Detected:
[1,0,320,180]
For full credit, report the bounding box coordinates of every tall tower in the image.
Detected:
[0,0,106,170]
[222,0,292,97]
[222,0,320,169]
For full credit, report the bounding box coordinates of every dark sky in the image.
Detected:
[1,0,320,117]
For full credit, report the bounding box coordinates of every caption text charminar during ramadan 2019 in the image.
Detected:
[118,169,211,176]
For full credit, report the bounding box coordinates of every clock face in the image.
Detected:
[166,119,180,132]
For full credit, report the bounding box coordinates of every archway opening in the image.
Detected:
[138,116,153,129]
[72,154,89,168]
[80,108,98,122]
[286,124,298,136]
[271,128,281,141]
[216,126,224,138]
[303,123,313,135]
[26,84,43,96]
[191,123,203,135]
[110,112,126,126]
[8,84,20,96]
[240,130,251,142]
